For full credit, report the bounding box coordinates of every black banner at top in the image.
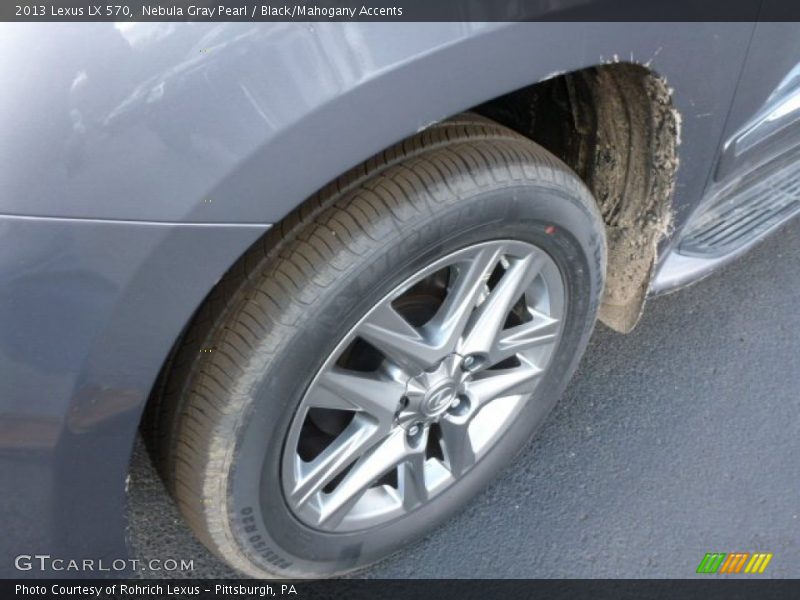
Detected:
[5,0,800,22]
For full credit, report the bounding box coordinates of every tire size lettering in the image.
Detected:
[238,507,293,569]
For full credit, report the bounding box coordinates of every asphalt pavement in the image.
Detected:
[129,219,800,578]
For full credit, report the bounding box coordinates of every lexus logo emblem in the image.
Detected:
[423,384,455,416]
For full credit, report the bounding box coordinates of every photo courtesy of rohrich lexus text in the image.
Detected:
[1,1,799,598]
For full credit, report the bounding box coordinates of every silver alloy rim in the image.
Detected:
[281,240,566,532]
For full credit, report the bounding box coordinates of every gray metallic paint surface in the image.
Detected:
[0,20,796,573]
[651,21,800,293]
[0,218,267,574]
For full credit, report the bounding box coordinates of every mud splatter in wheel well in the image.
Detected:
[476,63,680,332]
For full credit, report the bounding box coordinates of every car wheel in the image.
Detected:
[148,113,606,578]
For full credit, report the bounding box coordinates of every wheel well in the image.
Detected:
[474,63,680,332]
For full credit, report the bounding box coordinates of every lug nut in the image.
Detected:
[449,394,470,416]
[461,354,484,372]
[407,424,421,437]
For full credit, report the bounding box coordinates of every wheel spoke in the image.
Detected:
[459,252,546,358]
[438,417,475,478]
[424,246,505,354]
[310,368,404,428]
[356,302,442,372]
[284,240,567,532]
[317,429,410,528]
[290,415,379,507]
[488,311,560,365]
[464,356,543,409]
[399,448,429,509]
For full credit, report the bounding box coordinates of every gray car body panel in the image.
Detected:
[652,21,800,294]
[1,20,797,573]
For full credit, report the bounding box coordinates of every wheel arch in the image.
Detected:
[189,24,742,326]
[198,60,681,338]
[476,63,680,331]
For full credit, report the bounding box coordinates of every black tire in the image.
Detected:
[148,113,606,578]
